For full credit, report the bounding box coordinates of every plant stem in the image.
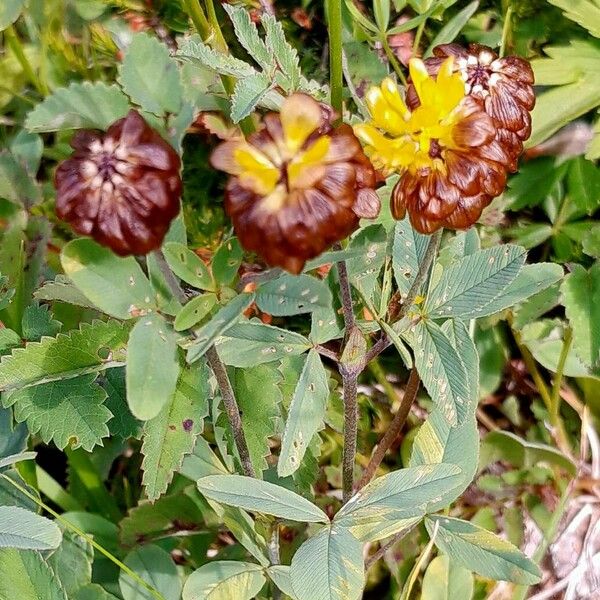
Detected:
[0,473,165,600]
[357,368,420,489]
[4,26,46,96]
[204,0,229,52]
[551,327,572,424]
[500,4,513,57]
[382,36,408,86]
[365,522,419,570]
[267,520,282,600]
[336,258,356,333]
[412,20,426,56]
[341,367,359,503]
[206,346,256,478]
[182,0,211,39]
[327,0,344,116]
[153,249,187,305]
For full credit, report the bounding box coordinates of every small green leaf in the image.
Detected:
[346,224,388,299]
[212,237,244,286]
[0,151,41,206]
[61,239,156,320]
[102,368,142,440]
[335,463,462,542]
[21,303,61,342]
[279,350,330,477]
[568,156,600,214]
[34,275,99,310]
[421,555,474,600]
[262,14,301,90]
[0,506,61,550]
[174,293,217,332]
[0,0,25,30]
[224,4,273,67]
[255,274,332,316]
[424,1,479,57]
[197,474,329,523]
[290,525,364,600]
[186,293,255,363]
[119,545,181,600]
[504,158,567,210]
[142,361,210,500]
[547,0,600,37]
[118,32,182,115]
[183,561,266,600]
[126,313,181,421]
[25,82,130,132]
[393,217,431,297]
[426,515,541,585]
[231,72,273,122]
[162,242,214,291]
[73,585,119,600]
[47,530,93,595]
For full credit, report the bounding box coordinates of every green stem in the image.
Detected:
[550,327,572,426]
[382,36,407,86]
[204,0,229,52]
[500,4,513,57]
[0,473,165,600]
[327,0,344,116]
[182,0,211,39]
[4,26,46,96]
[412,20,426,56]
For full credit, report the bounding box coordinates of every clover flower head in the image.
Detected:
[211,93,380,274]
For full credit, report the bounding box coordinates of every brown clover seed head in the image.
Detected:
[210,93,380,274]
[54,110,182,256]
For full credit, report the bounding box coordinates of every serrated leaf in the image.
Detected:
[0,0,25,30]
[47,530,93,595]
[197,474,329,523]
[127,313,182,421]
[426,245,526,319]
[102,368,142,440]
[162,242,214,291]
[177,36,256,78]
[141,361,210,500]
[21,303,61,342]
[0,549,67,600]
[118,32,182,115]
[228,364,281,475]
[0,319,129,393]
[561,263,600,368]
[216,322,311,367]
[174,293,217,332]
[8,374,111,451]
[183,561,267,600]
[426,516,541,585]
[224,4,273,66]
[255,274,332,316]
[393,217,431,297]
[278,350,329,477]
[421,555,474,600]
[119,545,181,600]
[231,72,273,122]
[186,293,255,363]
[25,82,130,132]
[61,239,156,320]
[335,463,462,542]
[409,320,471,426]
[290,524,364,600]
[0,506,61,550]
[548,0,600,37]
[262,14,301,90]
[34,275,99,310]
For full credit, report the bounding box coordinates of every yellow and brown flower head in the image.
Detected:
[354,57,513,233]
[55,110,182,256]
[210,93,380,274]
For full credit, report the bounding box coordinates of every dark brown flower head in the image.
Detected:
[210,93,380,274]
[55,110,182,256]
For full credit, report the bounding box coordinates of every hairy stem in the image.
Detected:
[153,250,187,305]
[327,0,344,116]
[357,368,420,489]
[336,257,356,332]
[341,367,359,503]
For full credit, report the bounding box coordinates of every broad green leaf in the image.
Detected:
[290,525,364,600]
[224,4,273,66]
[228,364,281,475]
[346,224,388,299]
[548,0,600,37]
[231,72,273,122]
[183,561,266,600]
[47,530,92,595]
[335,463,462,542]
[421,555,474,600]
[278,350,329,477]
[0,151,41,206]
[73,585,119,600]
[34,275,99,310]
[0,549,67,600]
[255,274,332,316]
[174,293,217,332]
[25,82,130,132]
[262,14,301,90]
[0,328,21,356]
[61,239,156,320]
[561,263,600,368]
[197,474,329,523]
[120,545,181,600]
[267,566,298,600]
[409,320,471,425]
[568,156,600,214]
[0,319,128,393]
[127,313,182,421]
[373,0,390,30]
[162,242,214,291]
[0,0,25,30]
[441,319,478,403]
[142,361,210,500]
[504,158,567,210]
[426,245,526,319]
[424,1,479,57]
[216,322,311,367]
[426,516,541,585]
[393,217,431,297]
[118,33,182,115]
[212,237,244,286]
[7,374,111,451]
[102,368,142,440]
[0,506,61,550]
[186,293,255,363]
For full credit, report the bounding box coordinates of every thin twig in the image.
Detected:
[341,368,359,503]
[357,368,420,490]
[315,344,339,362]
[336,257,355,332]
[153,250,187,305]
[365,523,419,570]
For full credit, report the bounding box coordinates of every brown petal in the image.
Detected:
[353,188,381,219]
[452,108,495,148]
[493,56,534,85]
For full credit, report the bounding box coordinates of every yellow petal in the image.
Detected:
[380,77,409,118]
[287,136,330,189]
[234,145,280,195]
[281,93,323,155]
[408,58,430,103]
